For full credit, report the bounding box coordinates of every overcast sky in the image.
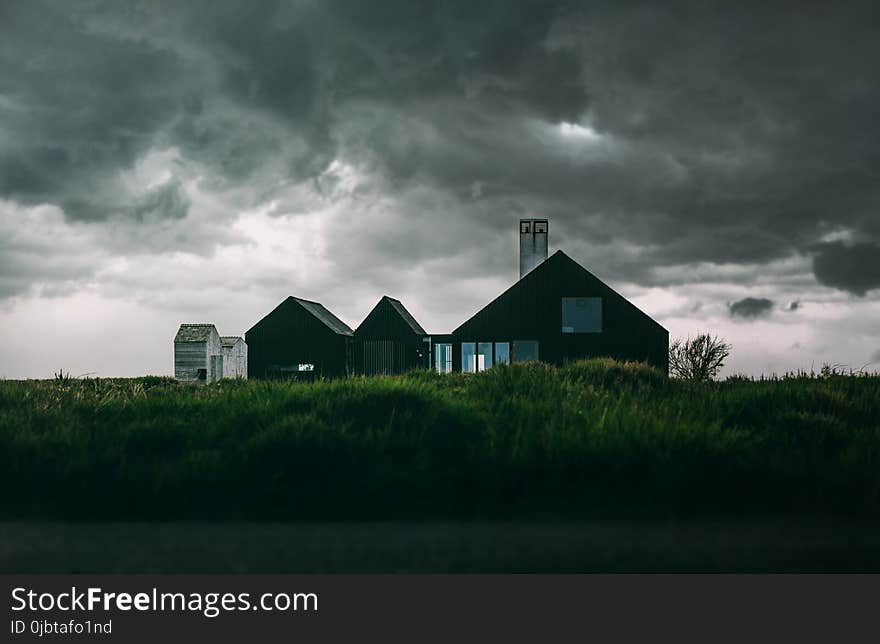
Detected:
[2,0,879,378]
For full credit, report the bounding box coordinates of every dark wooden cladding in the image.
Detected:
[452,251,669,373]
[354,296,427,375]
[246,297,353,379]
[246,251,668,379]
[360,340,407,374]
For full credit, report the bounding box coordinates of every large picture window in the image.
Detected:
[463,342,496,372]
[561,297,602,333]
[495,342,510,365]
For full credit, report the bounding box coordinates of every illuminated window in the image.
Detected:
[561,297,602,333]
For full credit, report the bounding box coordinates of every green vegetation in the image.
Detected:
[1,359,878,520]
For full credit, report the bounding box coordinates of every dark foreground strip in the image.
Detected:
[2,519,880,573]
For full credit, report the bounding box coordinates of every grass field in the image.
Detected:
[1,359,878,520]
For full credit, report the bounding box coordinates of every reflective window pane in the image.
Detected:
[513,340,539,362]
[478,342,493,371]
[561,297,602,333]
[495,342,510,365]
[461,342,476,373]
[434,343,452,374]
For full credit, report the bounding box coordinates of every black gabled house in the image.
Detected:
[443,249,668,374]
[245,296,354,379]
[246,219,669,378]
[354,296,429,375]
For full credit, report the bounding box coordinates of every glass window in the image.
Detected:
[461,342,476,373]
[561,297,602,333]
[478,342,493,371]
[520,221,530,234]
[535,220,547,233]
[495,342,510,365]
[513,340,539,362]
[434,343,453,374]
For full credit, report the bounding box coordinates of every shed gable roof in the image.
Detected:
[175,324,219,342]
[220,336,244,348]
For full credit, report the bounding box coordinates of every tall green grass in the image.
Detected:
[1,360,878,520]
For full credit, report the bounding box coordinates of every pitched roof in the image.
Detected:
[220,336,243,347]
[291,297,354,336]
[453,250,668,334]
[175,324,218,342]
[384,297,427,335]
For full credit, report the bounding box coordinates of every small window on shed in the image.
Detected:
[196,368,207,380]
[562,297,602,333]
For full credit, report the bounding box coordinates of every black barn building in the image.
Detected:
[245,296,354,379]
[354,296,429,375]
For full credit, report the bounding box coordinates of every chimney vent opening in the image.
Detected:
[519,218,549,279]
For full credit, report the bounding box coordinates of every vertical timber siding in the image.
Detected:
[361,340,408,374]
[246,298,352,379]
[206,330,222,383]
[453,251,669,373]
[222,339,248,378]
[353,297,427,375]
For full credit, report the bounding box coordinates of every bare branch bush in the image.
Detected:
[669,333,732,381]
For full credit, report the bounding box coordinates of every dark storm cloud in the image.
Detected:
[325,1,880,282]
[2,0,880,295]
[325,0,589,121]
[0,2,195,221]
[729,297,774,319]
[131,179,190,222]
[811,241,880,296]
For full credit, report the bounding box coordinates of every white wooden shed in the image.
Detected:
[220,336,248,379]
[174,324,223,383]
